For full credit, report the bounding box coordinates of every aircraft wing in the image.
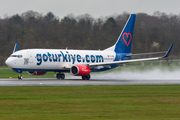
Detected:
[88,44,173,68]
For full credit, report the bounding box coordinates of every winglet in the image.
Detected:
[162,43,173,58]
[13,43,18,53]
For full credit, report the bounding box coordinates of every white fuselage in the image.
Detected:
[5,49,117,72]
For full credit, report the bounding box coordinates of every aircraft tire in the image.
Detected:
[56,74,61,79]
[82,76,86,80]
[87,74,91,80]
[56,73,65,79]
[60,73,65,79]
[82,74,90,80]
[18,75,23,80]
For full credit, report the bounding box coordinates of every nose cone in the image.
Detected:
[5,57,13,68]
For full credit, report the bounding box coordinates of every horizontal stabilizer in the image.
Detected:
[126,51,166,57]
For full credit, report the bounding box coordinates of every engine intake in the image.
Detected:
[70,65,91,76]
[27,71,47,75]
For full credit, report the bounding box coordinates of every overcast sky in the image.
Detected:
[0,0,180,19]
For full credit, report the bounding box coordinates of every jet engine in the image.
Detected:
[70,65,91,76]
[27,71,47,75]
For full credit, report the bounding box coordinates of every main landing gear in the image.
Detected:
[18,74,23,80]
[82,74,91,80]
[56,73,65,79]
[56,73,91,80]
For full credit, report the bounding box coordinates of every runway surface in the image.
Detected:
[0,78,180,86]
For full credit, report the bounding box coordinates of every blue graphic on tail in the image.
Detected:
[13,43,18,53]
[114,14,136,53]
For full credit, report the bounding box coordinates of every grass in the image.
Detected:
[0,68,56,79]
[0,85,180,120]
[1,62,180,119]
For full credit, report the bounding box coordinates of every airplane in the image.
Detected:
[5,14,173,80]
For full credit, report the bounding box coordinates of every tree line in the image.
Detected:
[0,11,179,58]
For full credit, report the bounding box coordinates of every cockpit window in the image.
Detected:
[10,55,23,58]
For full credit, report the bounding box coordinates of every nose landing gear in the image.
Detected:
[15,69,23,80]
[18,74,23,80]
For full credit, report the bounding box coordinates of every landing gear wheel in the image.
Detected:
[86,74,90,80]
[18,75,23,80]
[60,73,65,79]
[56,74,60,79]
[82,76,86,80]
[82,74,90,80]
[56,73,65,79]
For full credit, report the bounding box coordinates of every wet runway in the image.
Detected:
[0,78,180,86]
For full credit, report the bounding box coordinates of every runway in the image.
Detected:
[0,78,180,86]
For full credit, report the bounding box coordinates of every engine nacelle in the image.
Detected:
[70,65,91,76]
[27,71,47,75]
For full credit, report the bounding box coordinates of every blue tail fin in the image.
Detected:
[114,14,136,53]
[13,43,18,53]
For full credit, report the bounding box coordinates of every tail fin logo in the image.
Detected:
[123,33,132,47]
